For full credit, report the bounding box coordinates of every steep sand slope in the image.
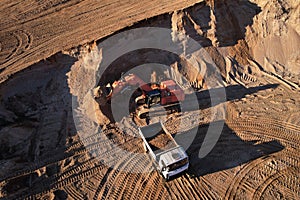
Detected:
[249,0,300,86]
[0,0,202,83]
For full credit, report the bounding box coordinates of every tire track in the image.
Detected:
[252,167,300,199]
[92,143,143,200]
[0,30,33,66]
[181,175,203,198]
[1,128,138,199]
[132,157,162,198]
[201,176,221,199]
[224,155,272,199]
[139,171,160,199]
[105,153,152,200]
[83,174,102,194]
[239,116,300,133]
[64,184,86,199]
[141,173,162,200]
[175,177,196,199]
[227,119,300,147]
[55,158,99,182]
[11,162,108,200]
[119,158,152,199]
[0,0,202,83]
[0,132,124,183]
[224,150,299,199]
[229,124,300,149]
[65,124,125,152]
[149,175,164,200]
[224,115,300,199]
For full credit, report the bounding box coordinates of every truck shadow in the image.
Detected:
[176,122,284,177]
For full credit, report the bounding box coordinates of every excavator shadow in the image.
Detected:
[176,122,284,177]
[99,83,279,126]
[183,84,279,111]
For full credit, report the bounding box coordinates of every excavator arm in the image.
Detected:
[106,74,153,100]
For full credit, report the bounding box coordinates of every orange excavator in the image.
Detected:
[101,73,185,118]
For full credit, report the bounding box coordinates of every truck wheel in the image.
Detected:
[165,175,169,181]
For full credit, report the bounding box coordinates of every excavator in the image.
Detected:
[96,73,185,119]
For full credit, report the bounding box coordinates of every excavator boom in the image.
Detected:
[106,74,153,99]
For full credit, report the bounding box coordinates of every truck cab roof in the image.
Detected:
[157,146,188,166]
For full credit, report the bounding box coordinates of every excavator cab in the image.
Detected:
[145,90,161,108]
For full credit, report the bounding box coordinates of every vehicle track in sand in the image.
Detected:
[92,144,146,200]
[1,125,141,198]
[227,119,300,148]
[0,0,203,83]
[223,114,300,199]
[253,167,300,199]
[1,29,299,198]
[1,75,299,199]
[2,90,300,199]
[12,136,144,199]
[105,82,299,199]
[0,30,33,66]
[100,154,153,200]
[0,131,125,183]
[224,155,300,199]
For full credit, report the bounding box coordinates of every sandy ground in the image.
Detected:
[0,0,299,199]
[0,0,201,83]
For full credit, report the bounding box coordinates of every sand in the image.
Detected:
[0,0,299,199]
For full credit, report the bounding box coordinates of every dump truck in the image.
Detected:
[138,121,189,180]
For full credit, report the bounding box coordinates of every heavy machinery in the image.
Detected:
[138,121,189,180]
[100,73,185,118]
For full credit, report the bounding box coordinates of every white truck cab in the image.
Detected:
[158,147,189,180]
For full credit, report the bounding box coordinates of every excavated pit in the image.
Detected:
[0,0,299,199]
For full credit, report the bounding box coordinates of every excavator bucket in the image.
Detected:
[105,83,113,98]
[93,85,111,105]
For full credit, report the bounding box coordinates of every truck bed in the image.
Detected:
[148,130,177,151]
[139,122,177,152]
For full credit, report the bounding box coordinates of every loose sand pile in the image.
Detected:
[148,130,177,151]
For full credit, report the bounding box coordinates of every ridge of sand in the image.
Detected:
[0,0,203,83]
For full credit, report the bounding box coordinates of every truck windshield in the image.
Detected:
[167,158,188,171]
